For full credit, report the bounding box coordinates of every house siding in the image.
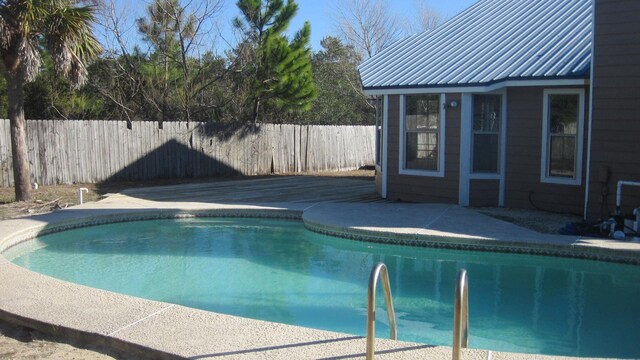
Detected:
[586,0,640,220]
[504,87,590,215]
[469,180,499,207]
[385,94,461,203]
[375,169,382,194]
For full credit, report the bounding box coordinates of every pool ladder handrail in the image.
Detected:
[453,268,469,360]
[366,262,397,360]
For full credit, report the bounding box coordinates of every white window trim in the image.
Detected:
[469,173,501,180]
[374,96,383,171]
[470,94,503,177]
[540,88,585,186]
[583,17,597,220]
[459,90,507,207]
[459,94,472,206]
[399,94,446,177]
[381,95,389,198]
[499,90,508,207]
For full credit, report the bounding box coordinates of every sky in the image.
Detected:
[108,0,478,53]
[289,0,477,50]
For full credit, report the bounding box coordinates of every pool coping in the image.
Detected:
[303,218,640,265]
[1,199,636,359]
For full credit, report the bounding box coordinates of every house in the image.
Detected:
[360,0,640,221]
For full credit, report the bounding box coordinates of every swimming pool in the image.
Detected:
[4,217,639,358]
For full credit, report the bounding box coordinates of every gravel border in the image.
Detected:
[477,207,583,234]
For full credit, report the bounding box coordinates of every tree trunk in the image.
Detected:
[6,72,32,201]
[252,98,260,124]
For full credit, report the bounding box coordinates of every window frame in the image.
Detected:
[540,88,585,186]
[471,94,502,176]
[399,93,446,177]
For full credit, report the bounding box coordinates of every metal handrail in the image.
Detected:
[452,268,469,360]
[366,262,397,360]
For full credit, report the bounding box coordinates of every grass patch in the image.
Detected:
[0,184,103,220]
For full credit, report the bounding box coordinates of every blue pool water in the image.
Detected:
[4,218,640,358]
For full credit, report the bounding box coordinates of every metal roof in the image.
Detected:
[359,0,592,90]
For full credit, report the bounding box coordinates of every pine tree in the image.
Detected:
[234,0,316,123]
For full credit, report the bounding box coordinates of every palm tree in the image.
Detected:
[0,0,101,201]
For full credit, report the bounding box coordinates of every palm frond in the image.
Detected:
[45,2,102,87]
[2,0,100,85]
[69,59,88,89]
[0,14,13,49]
[4,0,49,35]
[17,36,41,81]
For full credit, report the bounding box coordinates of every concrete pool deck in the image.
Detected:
[1,176,638,359]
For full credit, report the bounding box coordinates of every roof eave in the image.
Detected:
[362,75,590,95]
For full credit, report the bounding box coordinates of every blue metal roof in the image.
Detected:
[360,0,592,90]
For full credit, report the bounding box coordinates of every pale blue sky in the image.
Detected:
[289,0,477,50]
[107,0,478,52]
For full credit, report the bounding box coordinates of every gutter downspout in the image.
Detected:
[583,0,596,220]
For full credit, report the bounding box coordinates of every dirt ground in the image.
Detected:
[477,207,582,234]
[0,321,116,360]
[0,170,375,220]
[0,183,104,220]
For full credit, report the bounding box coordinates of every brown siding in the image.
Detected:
[504,87,589,214]
[469,180,499,207]
[586,0,640,220]
[386,94,461,203]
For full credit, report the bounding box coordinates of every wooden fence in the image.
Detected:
[0,119,375,187]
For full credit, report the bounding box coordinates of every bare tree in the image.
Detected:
[96,0,225,126]
[137,0,224,124]
[95,0,145,126]
[408,1,443,33]
[333,0,403,59]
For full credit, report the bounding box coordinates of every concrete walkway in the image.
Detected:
[117,176,640,263]
[119,175,384,203]
[1,176,638,360]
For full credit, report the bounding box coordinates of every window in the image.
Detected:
[403,94,441,172]
[541,89,584,185]
[472,95,501,173]
[375,96,384,167]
